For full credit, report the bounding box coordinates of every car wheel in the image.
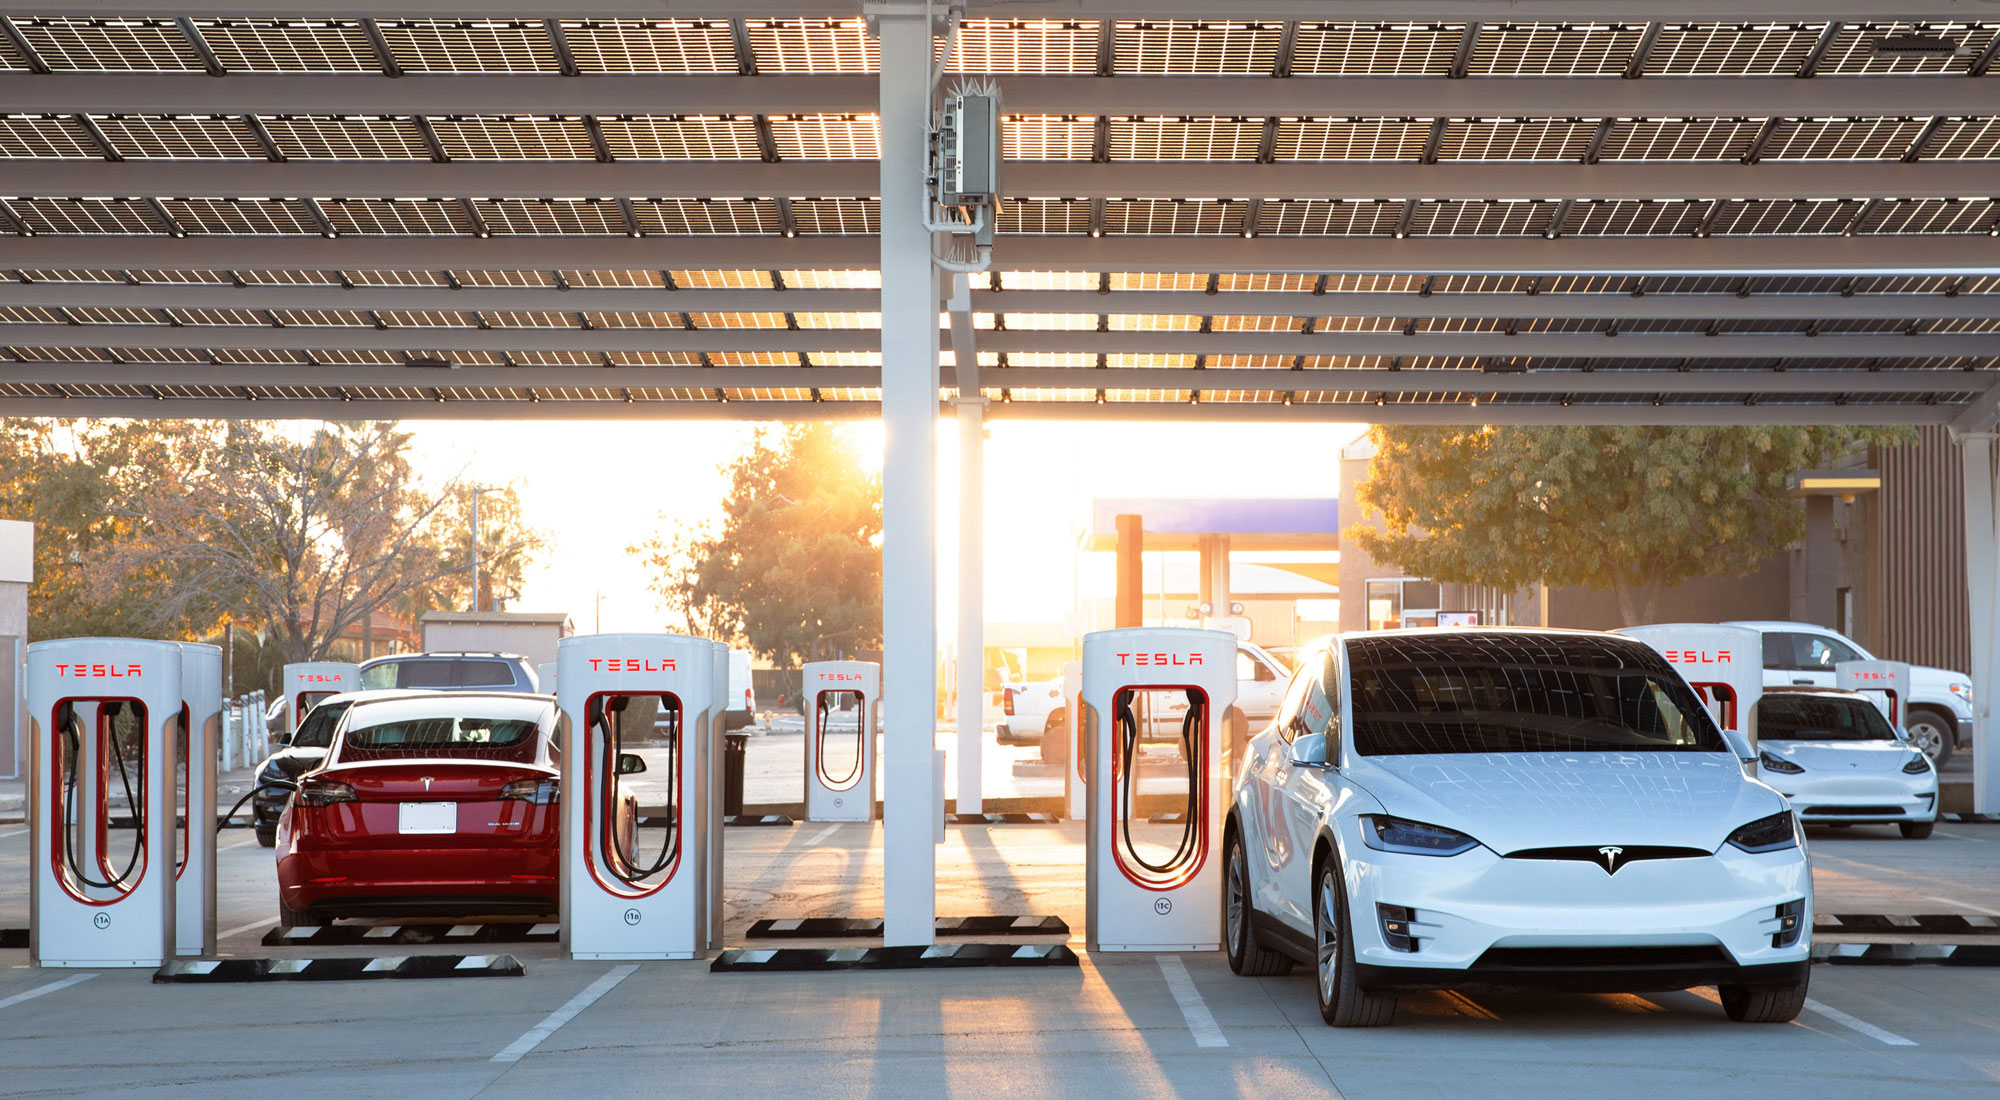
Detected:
[1720,970,1809,1023]
[1039,713,1069,765]
[255,827,277,848]
[1314,858,1396,1027]
[277,899,323,931]
[1900,820,1935,839]
[1903,713,1954,771]
[1224,830,1293,977]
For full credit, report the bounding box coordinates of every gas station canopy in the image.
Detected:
[1088,498,1338,551]
[0,2,1996,429]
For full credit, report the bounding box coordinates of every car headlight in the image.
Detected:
[1949,681,1972,703]
[1726,811,1799,854]
[1758,751,1804,775]
[1903,753,1934,775]
[1360,815,1480,857]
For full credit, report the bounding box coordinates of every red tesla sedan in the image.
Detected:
[274,691,567,928]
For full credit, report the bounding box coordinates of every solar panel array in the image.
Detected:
[0,7,1996,422]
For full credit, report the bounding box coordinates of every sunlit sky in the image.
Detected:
[407,419,1368,635]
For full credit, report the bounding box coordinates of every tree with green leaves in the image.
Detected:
[636,424,881,668]
[1350,424,1912,625]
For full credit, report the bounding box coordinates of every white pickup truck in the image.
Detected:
[1722,621,1972,768]
[1021,640,1291,763]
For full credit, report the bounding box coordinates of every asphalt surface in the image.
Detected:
[2,810,1999,1098]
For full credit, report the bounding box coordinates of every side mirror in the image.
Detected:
[1290,732,1330,769]
[1719,728,1756,765]
[616,752,648,776]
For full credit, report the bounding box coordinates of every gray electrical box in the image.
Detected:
[938,92,1000,207]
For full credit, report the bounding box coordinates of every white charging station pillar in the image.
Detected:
[176,643,222,957]
[1619,624,1765,743]
[1084,627,1235,952]
[28,638,184,968]
[1061,660,1084,821]
[803,661,880,822]
[704,638,727,954]
[1836,660,1913,728]
[281,662,358,734]
[559,633,713,960]
[537,662,556,694]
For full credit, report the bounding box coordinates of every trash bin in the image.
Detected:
[722,730,750,816]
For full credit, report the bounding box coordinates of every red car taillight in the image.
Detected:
[1003,689,1015,715]
[499,778,559,805]
[296,778,357,807]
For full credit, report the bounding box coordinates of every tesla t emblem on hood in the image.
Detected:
[1598,846,1624,874]
[422,776,433,791]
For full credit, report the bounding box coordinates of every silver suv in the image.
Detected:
[357,652,540,693]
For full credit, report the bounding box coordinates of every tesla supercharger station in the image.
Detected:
[1620,624,1765,745]
[176,642,222,957]
[537,662,556,694]
[1061,660,1084,821]
[704,638,727,954]
[1084,627,1235,953]
[803,661,879,822]
[559,633,714,960]
[281,661,357,733]
[1836,660,1913,727]
[27,638,183,968]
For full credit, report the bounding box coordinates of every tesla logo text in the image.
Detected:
[588,658,676,672]
[823,673,863,682]
[1598,846,1624,874]
[1848,671,1888,681]
[55,664,142,678]
[1661,650,1731,664]
[1114,652,1205,667]
[297,674,345,684]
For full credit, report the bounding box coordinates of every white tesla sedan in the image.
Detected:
[1753,687,1939,838]
[1225,629,1812,1027]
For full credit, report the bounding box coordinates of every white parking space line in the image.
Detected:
[1934,831,1986,843]
[0,974,96,1011]
[490,964,638,1064]
[217,919,273,939]
[0,828,28,839]
[805,825,841,847]
[1156,956,1227,1048]
[1925,895,2000,917]
[1803,998,1918,1047]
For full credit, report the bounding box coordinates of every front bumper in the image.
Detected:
[1957,717,1973,746]
[1773,772,1937,824]
[1342,828,1811,991]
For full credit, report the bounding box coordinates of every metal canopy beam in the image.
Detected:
[7,74,1996,120]
[6,235,1997,276]
[5,283,1998,322]
[9,159,1992,204]
[0,395,1949,428]
[6,323,1992,359]
[3,361,1985,396]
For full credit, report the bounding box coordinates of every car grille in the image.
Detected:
[1505,845,1709,864]
[1475,946,1734,970]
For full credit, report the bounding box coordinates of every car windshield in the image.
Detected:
[1757,694,1898,742]
[1347,633,1727,756]
[291,700,351,749]
[339,712,541,761]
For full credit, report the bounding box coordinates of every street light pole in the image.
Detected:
[468,485,500,613]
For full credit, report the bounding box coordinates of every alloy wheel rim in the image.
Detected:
[1909,724,1944,758]
[1226,846,1244,955]
[1317,877,1338,1002]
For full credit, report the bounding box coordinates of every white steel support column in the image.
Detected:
[950,274,985,818]
[1958,432,1999,814]
[875,1,939,947]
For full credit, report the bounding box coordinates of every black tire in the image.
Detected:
[1900,820,1935,839]
[277,899,323,931]
[1720,970,1810,1023]
[1039,712,1069,765]
[1314,857,1397,1027]
[255,827,277,848]
[1904,712,1954,771]
[1224,829,1293,977]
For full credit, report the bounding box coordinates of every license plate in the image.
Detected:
[398,802,457,835]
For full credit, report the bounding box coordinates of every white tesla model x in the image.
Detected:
[1224,629,1811,1027]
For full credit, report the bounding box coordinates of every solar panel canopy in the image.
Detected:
[1,2,1997,427]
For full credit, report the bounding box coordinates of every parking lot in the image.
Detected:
[3,807,1998,1100]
